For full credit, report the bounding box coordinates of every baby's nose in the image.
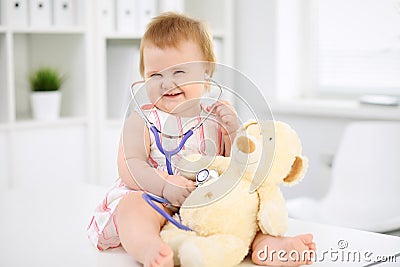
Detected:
[161,77,176,91]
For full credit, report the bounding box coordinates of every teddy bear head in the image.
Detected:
[231,120,308,189]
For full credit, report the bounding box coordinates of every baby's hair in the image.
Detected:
[139,12,216,78]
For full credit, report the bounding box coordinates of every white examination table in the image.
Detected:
[0,183,399,267]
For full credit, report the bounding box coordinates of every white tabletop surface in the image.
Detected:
[0,183,399,267]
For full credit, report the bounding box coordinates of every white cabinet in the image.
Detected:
[0,130,9,189]
[0,32,9,123]
[0,0,234,187]
[12,126,87,188]
[0,0,93,188]
[105,39,139,119]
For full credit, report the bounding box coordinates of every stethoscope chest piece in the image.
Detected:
[195,169,219,186]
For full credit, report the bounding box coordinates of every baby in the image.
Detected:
[87,12,315,267]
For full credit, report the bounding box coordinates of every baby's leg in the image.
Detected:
[116,192,173,267]
[251,232,316,266]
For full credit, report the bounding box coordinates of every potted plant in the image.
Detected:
[30,67,65,121]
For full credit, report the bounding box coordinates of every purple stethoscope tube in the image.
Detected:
[149,125,194,176]
[142,193,192,231]
[142,125,195,231]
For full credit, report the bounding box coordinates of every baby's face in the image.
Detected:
[143,41,207,116]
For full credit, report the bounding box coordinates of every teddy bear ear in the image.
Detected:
[283,156,308,186]
[242,119,258,130]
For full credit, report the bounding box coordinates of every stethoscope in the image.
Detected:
[130,78,223,231]
[141,169,219,231]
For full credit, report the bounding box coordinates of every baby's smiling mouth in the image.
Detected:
[163,92,183,97]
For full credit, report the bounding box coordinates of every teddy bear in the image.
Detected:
[160,120,308,267]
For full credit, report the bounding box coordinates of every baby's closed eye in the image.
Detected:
[150,73,162,78]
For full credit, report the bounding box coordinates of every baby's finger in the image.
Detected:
[217,100,231,106]
[181,188,192,199]
[208,101,227,112]
[174,198,183,207]
[186,180,196,190]
[217,107,236,117]
[221,114,237,125]
[206,105,218,114]
[214,105,229,117]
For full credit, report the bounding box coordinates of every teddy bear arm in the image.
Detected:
[257,186,288,236]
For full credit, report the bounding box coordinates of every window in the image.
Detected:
[312,0,400,97]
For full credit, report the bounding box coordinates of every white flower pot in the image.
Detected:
[31,91,62,121]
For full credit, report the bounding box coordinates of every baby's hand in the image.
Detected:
[207,100,239,137]
[162,175,196,206]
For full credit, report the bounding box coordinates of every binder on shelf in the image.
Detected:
[101,0,115,33]
[159,0,184,13]
[7,0,29,28]
[30,0,52,27]
[116,0,139,34]
[138,0,156,34]
[53,0,76,27]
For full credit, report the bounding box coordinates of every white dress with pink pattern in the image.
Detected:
[87,106,223,250]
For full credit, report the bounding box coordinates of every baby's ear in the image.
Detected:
[283,156,308,186]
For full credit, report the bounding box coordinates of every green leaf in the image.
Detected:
[29,67,65,92]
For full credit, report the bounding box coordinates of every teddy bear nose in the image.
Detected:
[236,136,256,154]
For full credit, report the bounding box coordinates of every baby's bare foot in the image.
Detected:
[144,242,173,267]
[252,233,316,266]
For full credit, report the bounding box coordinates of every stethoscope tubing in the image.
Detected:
[150,125,193,175]
[142,193,192,231]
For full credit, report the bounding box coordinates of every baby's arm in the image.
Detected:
[118,112,195,206]
[207,100,239,156]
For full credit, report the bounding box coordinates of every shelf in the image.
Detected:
[11,27,87,34]
[212,31,226,39]
[104,33,142,40]
[13,117,88,130]
[271,98,400,120]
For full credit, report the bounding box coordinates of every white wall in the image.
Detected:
[234,0,277,100]
[233,0,399,200]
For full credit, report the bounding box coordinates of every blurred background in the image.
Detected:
[0,0,399,233]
